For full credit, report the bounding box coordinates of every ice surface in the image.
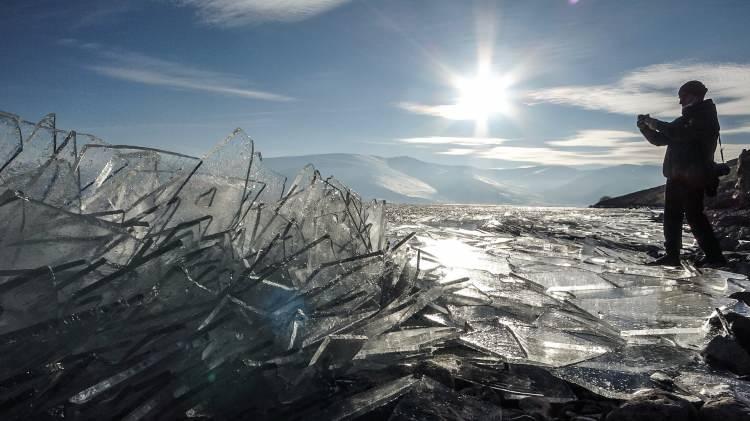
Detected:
[388,377,504,420]
[388,204,749,398]
[1,112,748,419]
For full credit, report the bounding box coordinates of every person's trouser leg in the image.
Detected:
[663,179,685,257]
[683,183,723,259]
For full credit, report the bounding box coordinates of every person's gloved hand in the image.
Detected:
[643,116,660,131]
[636,114,649,130]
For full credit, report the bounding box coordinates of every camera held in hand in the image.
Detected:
[714,162,731,177]
[706,162,732,197]
[637,114,651,129]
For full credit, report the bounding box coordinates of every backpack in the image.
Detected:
[705,135,730,197]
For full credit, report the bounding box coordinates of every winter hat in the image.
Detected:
[678,80,708,97]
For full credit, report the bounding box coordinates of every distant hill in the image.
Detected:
[594,157,741,209]
[538,165,665,206]
[262,154,664,206]
[263,154,534,205]
[593,185,666,208]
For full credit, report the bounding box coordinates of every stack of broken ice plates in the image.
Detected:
[1,111,750,420]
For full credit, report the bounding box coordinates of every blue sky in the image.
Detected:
[3,0,750,168]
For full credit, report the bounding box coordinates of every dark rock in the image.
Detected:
[701,335,750,376]
[729,292,750,307]
[708,312,750,349]
[605,389,698,421]
[725,311,750,353]
[388,379,504,421]
[560,398,619,420]
[716,214,750,227]
[519,396,552,419]
[699,397,750,421]
[708,195,740,209]
[736,149,750,207]
[720,236,739,251]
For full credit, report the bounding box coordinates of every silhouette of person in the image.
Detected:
[637,80,726,267]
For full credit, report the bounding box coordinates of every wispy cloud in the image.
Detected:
[5,1,136,30]
[60,39,293,101]
[722,124,750,135]
[399,136,509,146]
[397,102,477,121]
[58,38,101,50]
[471,129,662,166]
[439,148,476,156]
[176,0,352,26]
[527,62,750,117]
[439,142,664,166]
[546,130,641,148]
[71,2,135,29]
[398,129,749,166]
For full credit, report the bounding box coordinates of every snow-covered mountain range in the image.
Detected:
[263,154,665,206]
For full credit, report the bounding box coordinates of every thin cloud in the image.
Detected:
[6,2,136,30]
[176,0,352,26]
[61,39,293,101]
[527,62,750,117]
[72,2,135,29]
[442,142,665,166]
[425,130,749,166]
[399,136,509,146]
[719,143,750,160]
[722,124,750,135]
[439,148,476,156]
[547,130,641,148]
[397,102,476,121]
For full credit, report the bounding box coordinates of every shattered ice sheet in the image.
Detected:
[389,204,750,397]
[1,111,748,420]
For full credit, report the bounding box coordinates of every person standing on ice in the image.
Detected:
[637,80,726,267]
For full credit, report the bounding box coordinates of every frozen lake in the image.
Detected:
[387,204,750,399]
[2,111,749,418]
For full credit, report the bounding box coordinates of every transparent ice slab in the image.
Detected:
[312,375,419,421]
[355,327,458,359]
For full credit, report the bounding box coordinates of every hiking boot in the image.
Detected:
[695,255,728,268]
[646,254,681,266]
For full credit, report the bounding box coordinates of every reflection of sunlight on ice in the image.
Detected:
[419,237,511,280]
[427,238,478,269]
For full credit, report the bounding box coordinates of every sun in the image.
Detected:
[451,71,514,136]
[454,73,512,119]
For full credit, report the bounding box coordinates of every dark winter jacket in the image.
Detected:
[639,99,719,186]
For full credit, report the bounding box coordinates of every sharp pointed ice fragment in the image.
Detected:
[355,327,458,359]
[314,375,419,421]
[309,334,368,367]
